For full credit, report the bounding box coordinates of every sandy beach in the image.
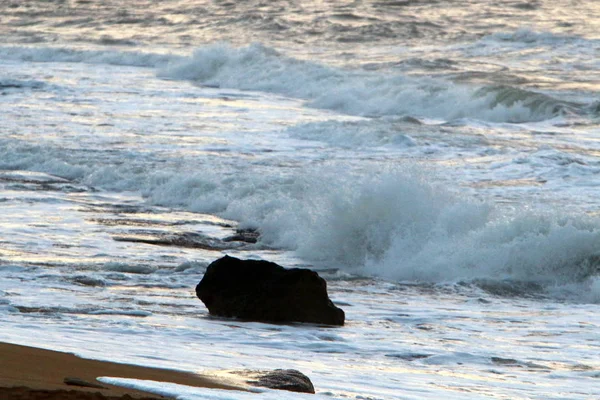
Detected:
[0,342,243,400]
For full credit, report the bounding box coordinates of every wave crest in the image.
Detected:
[159,43,582,123]
[143,163,600,301]
[1,43,589,123]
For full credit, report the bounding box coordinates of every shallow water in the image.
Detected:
[1,1,600,399]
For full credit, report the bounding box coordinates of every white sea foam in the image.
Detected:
[141,163,600,299]
[98,378,325,400]
[278,171,600,295]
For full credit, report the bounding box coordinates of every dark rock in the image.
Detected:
[247,369,315,394]
[70,276,106,287]
[223,228,260,244]
[220,369,316,394]
[196,255,345,326]
[385,352,431,361]
[112,232,239,251]
[491,357,519,365]
[63,377,107,390]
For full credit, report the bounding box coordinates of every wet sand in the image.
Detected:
[0,342,244,399]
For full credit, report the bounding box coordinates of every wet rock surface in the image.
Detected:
[244,369,315,394]
[112,231,236,251]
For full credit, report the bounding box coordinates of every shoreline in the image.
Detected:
[0,341,246,400]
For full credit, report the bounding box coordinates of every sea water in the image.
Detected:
[0,1,599,399]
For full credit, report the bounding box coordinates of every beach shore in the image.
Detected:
[0,341,245,400]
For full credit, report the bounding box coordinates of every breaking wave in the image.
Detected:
[143,163,600,302]
[159,43,583,123]
[0,43,588,123]
[2,136,600,301]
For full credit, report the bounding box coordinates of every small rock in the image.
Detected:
[247,369,315,394]
[223,228,259,244]
[64,377,107,389]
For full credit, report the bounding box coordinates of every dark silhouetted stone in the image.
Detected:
[196,255,345,326]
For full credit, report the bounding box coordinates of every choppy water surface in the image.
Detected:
[1,1,600,399]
